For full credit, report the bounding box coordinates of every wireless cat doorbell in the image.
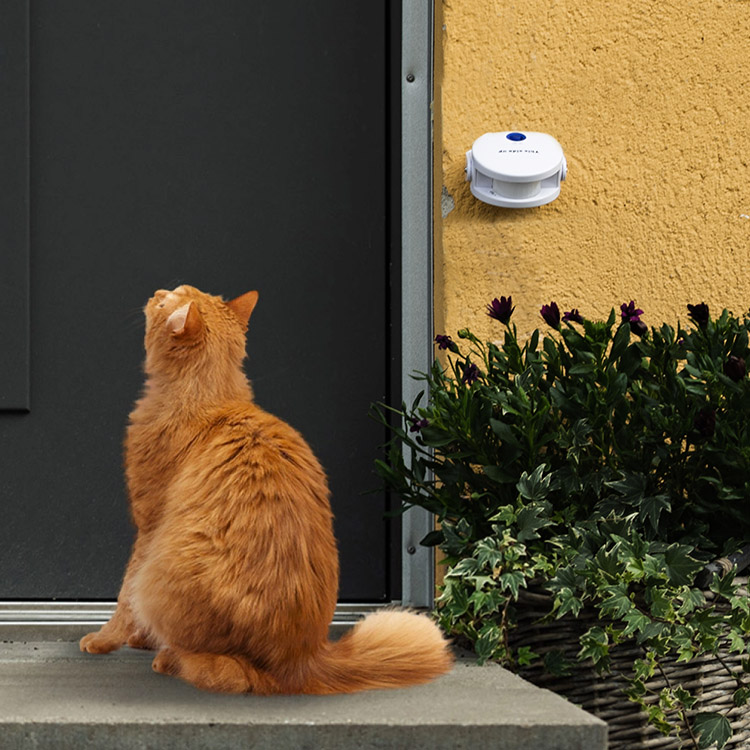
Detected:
[465,131,567,208]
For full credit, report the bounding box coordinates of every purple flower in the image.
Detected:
[724,355,746,382]
[687,302,710,328]
[487,296,515,324]
[540,302,561,329]
[435,334,458,353]
[563,309,584,324]
[694,407,716,438]
[620,301,644,323]
[629,319,648,337]
[461,362,480,385]
[409,417,430,433]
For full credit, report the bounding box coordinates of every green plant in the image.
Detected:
[374,298,750,749]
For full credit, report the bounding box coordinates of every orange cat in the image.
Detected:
[80,284,453,693]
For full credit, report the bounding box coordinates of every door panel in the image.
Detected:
[0,0,30,411]
[0,2,393,601]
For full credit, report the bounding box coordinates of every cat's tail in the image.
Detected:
[303,609,454,694]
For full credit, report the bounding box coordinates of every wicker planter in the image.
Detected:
[509,588,750,749]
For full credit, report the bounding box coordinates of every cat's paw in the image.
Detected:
[79,630,123,654]
[127,629,157,650]
[152,648,181,676]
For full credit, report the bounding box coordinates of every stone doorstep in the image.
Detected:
[0,641,606,750]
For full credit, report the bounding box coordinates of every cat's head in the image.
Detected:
[143,284,258,376]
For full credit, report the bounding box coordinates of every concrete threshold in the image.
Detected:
[0,641,606,750]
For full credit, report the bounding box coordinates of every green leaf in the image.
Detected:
[499,570,526,599]
[678,587,706,616]
[419,529,444,547]
[599,584,633,619]
[569,363,595,376]
[543,650,572,676]
[710,569,737,600]
[733,686,750,707]
[474,539,503,569]
[728,629,746,654]
[516,645,538,667]
[675,686,698,710]
[646,704,673,736]
[664,544,703,587]
[516,503,553,542]
[639,494,672,532]
[447,558,480,578]
[578,626,610,670]
[488,505,516,525]
[607,472,648,505]
[474,622,502,665]
[517,465,552,502]
[482,465,517,484]
[622,609,651,637]
[555,587,584,618]
[694,712,732,749]
[633,653,657,681]
[648,588,674,619]
[490,418,518,444]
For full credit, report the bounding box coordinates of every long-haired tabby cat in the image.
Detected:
[80,284,453,694]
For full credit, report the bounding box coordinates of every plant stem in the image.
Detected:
[656,661,699,749]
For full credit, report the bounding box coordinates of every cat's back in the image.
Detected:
[186,400,331,510]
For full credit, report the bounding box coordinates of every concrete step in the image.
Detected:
[0,641,606,750]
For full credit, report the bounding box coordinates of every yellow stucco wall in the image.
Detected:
[437,0,750,342]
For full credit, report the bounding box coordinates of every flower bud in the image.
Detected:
[540,302,561,329]
[723,355,746,382]
[629,319,648,337]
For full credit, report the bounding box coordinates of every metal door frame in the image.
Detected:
[399,0,435,608]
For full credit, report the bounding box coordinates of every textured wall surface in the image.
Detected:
[437,0,750,342]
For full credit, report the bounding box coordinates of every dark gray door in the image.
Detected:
[0,1,397,602]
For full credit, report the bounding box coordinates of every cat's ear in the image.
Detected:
[166,302,203,339]
[226,290,259,329]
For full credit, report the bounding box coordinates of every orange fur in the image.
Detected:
[79,284,453,693]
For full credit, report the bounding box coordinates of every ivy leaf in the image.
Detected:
[578,626,610,670]
[607,471,648,505]
[622,609,651,637]
[710,569,737,601]
[555,587,584,618]
[474,622,502,665]
[489,505,516,525]
[599,583,633,619]
[639,494,672,532]
[727,629,746,654]
[499,570,526,599]
[441,579,470,618]
[663,544,703,587]
[543,650,572,677]
[633,653,657,681]
[516,646,538,667]
[474,540,503,569]
[516,503,553,542]
[693,712,732,749]
[646,704,673,736]
[517,465,552,502]
[733,687,750,707]
[447,558,480,578]
[678,587,706,616]
[675,686,698,710]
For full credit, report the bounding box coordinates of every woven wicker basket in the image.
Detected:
[509,587,750,749]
